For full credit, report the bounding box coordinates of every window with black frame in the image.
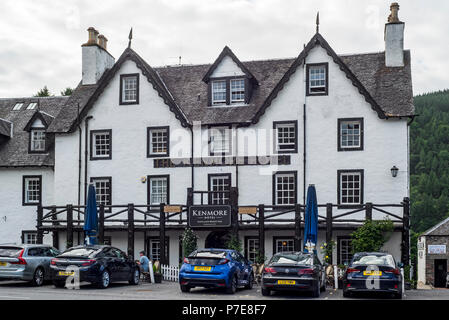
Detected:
[208,174,231,205]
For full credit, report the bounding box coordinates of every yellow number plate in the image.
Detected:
[277,280,296,285]
[0,262,7,267]
[194,266,212,271]
[58,271,75,276]
[363,271,382,276]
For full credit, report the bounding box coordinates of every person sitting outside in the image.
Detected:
[138,251,150,273]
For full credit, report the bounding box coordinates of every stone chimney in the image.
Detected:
[81,27,115,85]
[384,2,405,67]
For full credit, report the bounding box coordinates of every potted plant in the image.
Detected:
[153,261,162,283]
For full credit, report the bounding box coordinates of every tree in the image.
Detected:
[61,87,74,96]
[225,235,242,252]
[350,219,394,253]
[181,227,197,259]
[34,86,52,97]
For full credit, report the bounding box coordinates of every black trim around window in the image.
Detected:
[90,176,112,213]
[306,63,329,96]
[273,120,298,154]
[208,76,249,106]
[119,73,140,105]
[337,236,353,265]
[90,129,112,160]
[208,173,232,205]
[147,126,170,158]
[272,236,295,254]
[21,230,38,244]
[208,125,232,156]
[244,236,260,260]
[22,175,42,206]
[338,118,364,152]
[147,175,170,206]
[28,128,48,154]
[337,169,364,209]
[272,171,297,206]
[147,236,170,262]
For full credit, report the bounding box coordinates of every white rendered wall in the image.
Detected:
[82,45,115,85]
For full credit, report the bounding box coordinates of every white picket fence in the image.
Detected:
[161,264,179,282]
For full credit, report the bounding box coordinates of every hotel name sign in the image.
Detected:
[188,205,232,228]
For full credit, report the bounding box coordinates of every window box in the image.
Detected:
[147,126,169,158]
[273,121,298,153]
[120,74,139,105]
[338,118,364,151]
[306,63,328,96]
[90,129,112,160]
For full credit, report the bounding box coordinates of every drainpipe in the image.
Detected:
[303,53,307,204]
[84,116,93,205]
[189,126,194,189]
[77,104,82,245]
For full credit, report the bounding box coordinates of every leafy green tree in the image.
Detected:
[181,227,197,258]
[34,86,52,97]
[61,87,74,96]
[225,235,242,253]
[350,219,394,253]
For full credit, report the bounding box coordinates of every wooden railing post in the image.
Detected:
[326,203,333,264]
[98,204,105,245]
[402,197,410,265]
[127,203,135,259]
[230,187,239,238]
[365,202,373,221]
[294,204,302,251]
[159,203,167,264]
[66,204,73,249]
[258,204,265,262]
[187,187,193,206]
[51,206,59,249]
[36,205,44,244]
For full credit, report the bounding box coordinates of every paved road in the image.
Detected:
[0,280,448,300]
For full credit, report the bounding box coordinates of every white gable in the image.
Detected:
[210,55,245,78]
[31,118,45,128]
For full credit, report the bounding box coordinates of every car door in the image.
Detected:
[102,248,120,281]
[40,247,56,279]
[232,252,245,285]
[26,247,45,275]
[314,255,324,287]
[238,253,252,284]
[111,248,128,281]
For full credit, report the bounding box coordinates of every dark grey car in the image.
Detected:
[0,244,60,286]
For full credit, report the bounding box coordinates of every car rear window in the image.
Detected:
[270,253,313,265]
[188,250,227,265]
[352,254,395,267]
[58,248,100,258]
[0,247,23,257]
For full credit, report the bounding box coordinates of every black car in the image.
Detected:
[50,245,140,289]
[261,251,325,297]
[342,252,402,299]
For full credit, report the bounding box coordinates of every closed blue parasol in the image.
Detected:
[84,183,98,245]
[304,184,318,253]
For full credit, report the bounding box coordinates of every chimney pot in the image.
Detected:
[388,2,401,23]
[98,35,108,50]
[85,27,99,46]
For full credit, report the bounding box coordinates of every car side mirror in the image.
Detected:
[398,262,404,268]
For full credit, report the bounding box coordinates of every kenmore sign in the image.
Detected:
[188,205,232,228]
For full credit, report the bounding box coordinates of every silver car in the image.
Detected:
[0,244,60,286]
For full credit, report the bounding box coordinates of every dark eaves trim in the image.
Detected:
[68,47,190,133]
[251,33,387,124]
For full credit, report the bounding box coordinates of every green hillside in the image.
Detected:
[410,89,449,233]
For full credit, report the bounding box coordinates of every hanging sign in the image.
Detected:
[188,205,232,228]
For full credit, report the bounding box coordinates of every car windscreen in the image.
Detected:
[188,251,227,265]
[351,254,395,267]
[269,253,313,265]
[0,247,23,257]
[58,248,100,258]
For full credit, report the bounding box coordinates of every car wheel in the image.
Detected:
[180,285,191,293]
[261,288,271,296]
[31,267,45,287]
[245,273,254,290]
[53,280,66,288]
[129,268,140,285]
[311,281,320,298]
[393,292,402,299]
[320,280,326,292]
[97,270,110,289]
[226,276,237,294]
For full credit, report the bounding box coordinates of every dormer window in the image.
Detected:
[230,79,245,104]
[120,74,139,105]
[306,63,328,96]
[212,80,227,105]
[29,129,46,153]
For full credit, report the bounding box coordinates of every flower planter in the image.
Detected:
[154,273,163,283]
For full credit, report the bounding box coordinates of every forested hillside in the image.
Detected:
[410,89,449,233]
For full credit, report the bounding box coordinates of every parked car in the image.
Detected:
[342,252,402,299]
[261,251,325,297]
[0,244,60,286]
[179,248,254,294]
[50,245,140,289]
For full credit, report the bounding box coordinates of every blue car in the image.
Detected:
[179,248,254,294]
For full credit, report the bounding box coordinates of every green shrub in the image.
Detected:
[351,219,394,253]
[182,227,198,258]
[225,235,242,253]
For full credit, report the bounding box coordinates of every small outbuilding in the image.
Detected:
[418,217,449,288]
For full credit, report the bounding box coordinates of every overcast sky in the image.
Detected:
[0,0,447,97]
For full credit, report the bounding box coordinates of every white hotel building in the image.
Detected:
[0,4,414,266]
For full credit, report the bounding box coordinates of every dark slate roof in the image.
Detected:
[0,118,12,137]
[423,217,449,236]
[0,97,68,167]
